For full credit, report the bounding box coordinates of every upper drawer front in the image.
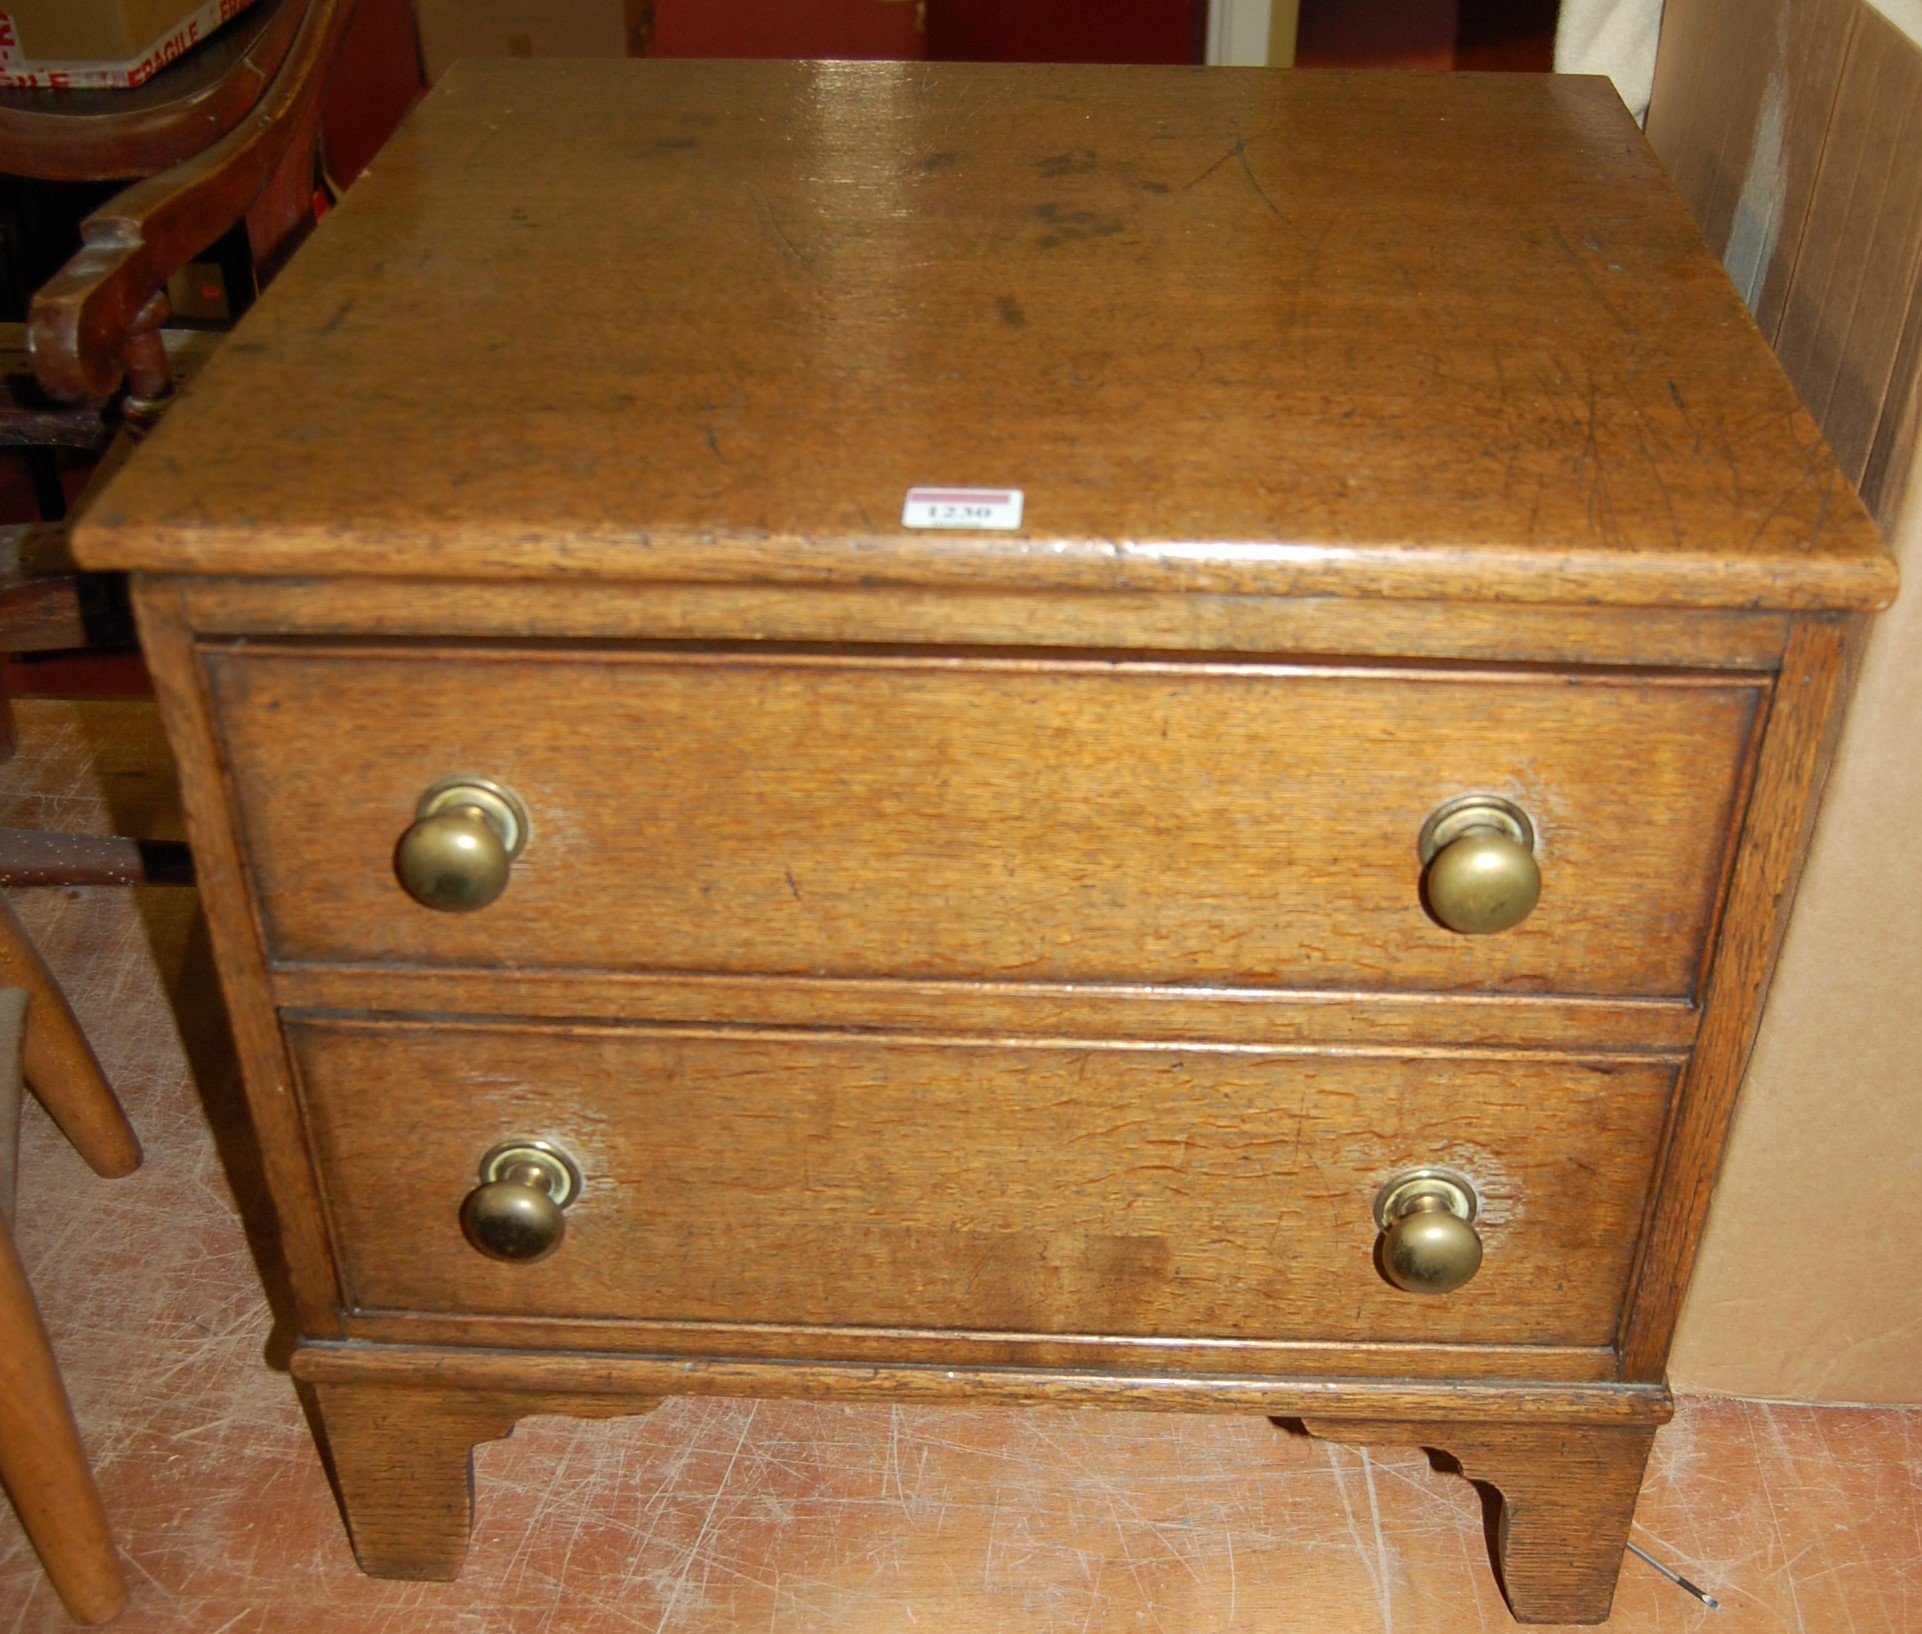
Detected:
[290,1016,1676,1348]
[206,646,1760,997]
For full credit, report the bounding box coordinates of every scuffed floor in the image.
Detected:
[2,701,1917,1632]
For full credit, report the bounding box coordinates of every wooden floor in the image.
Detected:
[1,700,1917,1632]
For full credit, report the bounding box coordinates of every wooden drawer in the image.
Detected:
[211,645,1760,999]
[289,1015,1677,1349]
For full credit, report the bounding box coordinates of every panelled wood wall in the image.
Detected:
[1649,0,1922,1402]
[1649,0,1920,525]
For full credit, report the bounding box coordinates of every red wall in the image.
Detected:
[926,0,1200,63]
[1296,0,1458,69]
[652,0,926,58]
[319,0,426,184]
[651,0,1202,64]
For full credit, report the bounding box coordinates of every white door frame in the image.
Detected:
[1205,0,1298,65]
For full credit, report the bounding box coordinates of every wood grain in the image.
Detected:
[0,988,125,1625]
[206,644,1762,998]
[288,1016,1679,1350]
[130,582,346,1336]
[1647,0,1922,536]
[1767,6,1922,503]
[302,1363,1659,1588]
[1620,615,1858,1377]
[1299,1416,1658,1624]
[173,576,1800,671]
[1645,0,1861,332]
[0,698,186,843]
[0,897,139,1179]
[290,1341,1673,1424]
[1864,248,1922,528]
[75,64,1892,612]
[0,830,193,887]
[0,1215,126,1623]
[340,1310,1623,1384]
[305,1382,658,1580]
[272,962,1704,1052]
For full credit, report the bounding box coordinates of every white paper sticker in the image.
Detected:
[902,487,1024,531]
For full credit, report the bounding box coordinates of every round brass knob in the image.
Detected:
[460,1139,580,1264]
[1417,795,1540,935]
[462,1173,564,1261]
[395,776,529,913]
[1374,1168,1484,1295]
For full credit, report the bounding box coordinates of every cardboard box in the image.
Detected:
[1648,0,1922,1404]
[0,0,260,89]
[414,0,651,84]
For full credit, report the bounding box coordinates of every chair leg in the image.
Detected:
[0,895,139,1178]
[0,1218,127,1623]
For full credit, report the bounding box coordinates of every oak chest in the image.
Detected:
[77,60,1896,1623]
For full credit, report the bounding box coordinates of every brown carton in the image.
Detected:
[1649,0,1922,1405]
[0,0,260,89]
[413,0,652,84]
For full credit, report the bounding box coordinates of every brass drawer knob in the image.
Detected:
[395,776,530,912]
[460,1138,581,1263]
[1374,1168,1483,1294]
[1418,794,1540,935]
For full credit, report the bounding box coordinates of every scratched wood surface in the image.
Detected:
[73,61,1892,613]
[204,643,1761,997]
[0,700,186,843]
[0,870,1916,1629]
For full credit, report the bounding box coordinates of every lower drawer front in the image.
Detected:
[291,1017,1674,1349]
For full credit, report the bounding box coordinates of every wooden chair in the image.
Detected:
[5,0,355,408]
[0,0,355,885]
[0,895,141,1624]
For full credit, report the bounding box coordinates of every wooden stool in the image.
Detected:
[0,895,140,1623]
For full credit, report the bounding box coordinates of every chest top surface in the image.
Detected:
[78,58,1891,612]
